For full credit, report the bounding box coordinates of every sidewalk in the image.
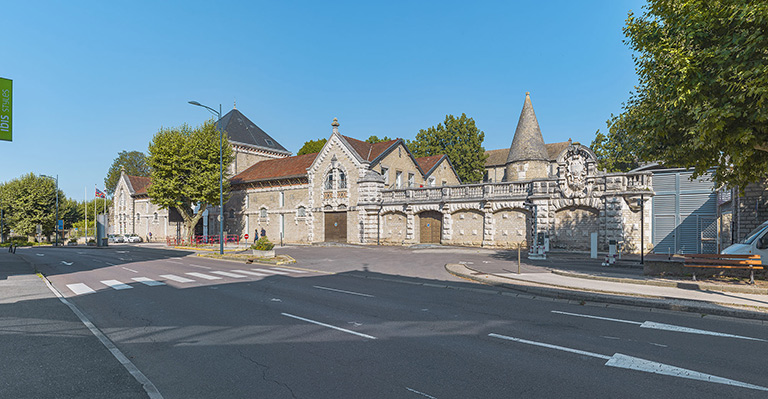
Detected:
[447,253,768,321]
[0,251,148,398]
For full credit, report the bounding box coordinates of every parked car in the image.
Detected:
[108,234,124,243]
[124,233,143,243]
[722,220,768,265]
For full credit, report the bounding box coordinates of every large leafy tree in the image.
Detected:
[0,173,63,237]
[615,0,768,189]
[104,151,151,195]
[590,115,641,172]
[147,119,234,240]
[365,135,392,143]
[297,138,327,155]
[409,113,487,183]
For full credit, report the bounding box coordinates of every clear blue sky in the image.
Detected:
[1,0,646,199]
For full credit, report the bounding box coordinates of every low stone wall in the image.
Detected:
[644,259,766,280]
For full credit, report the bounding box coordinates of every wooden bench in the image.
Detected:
[683,254,763,284]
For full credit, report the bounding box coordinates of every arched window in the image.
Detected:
[260,208,268,218]
[339,170,347,189]
[297,206,306,217]
[325,172,334,190]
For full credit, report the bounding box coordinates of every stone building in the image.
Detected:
[114,93,654,253]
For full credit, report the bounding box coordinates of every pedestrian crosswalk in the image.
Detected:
[65,267,313,296]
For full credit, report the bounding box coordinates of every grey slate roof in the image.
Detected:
[215,109,291,155]
[506,92,549,164]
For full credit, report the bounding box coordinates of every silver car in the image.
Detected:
[124,234,143,243]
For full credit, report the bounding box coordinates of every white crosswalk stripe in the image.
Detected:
[101,280,132,290]
[231,270,268,277]
[160,274,195,283]
[251,268,289,275]
[132,277,166,286]
[186,272,221,280]
[271,267,307,274]
[210,271,247,278]
[67,283,95,296]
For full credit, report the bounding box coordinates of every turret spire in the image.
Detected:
[506,92,548,164]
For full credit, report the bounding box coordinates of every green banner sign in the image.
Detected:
[0,77,12,142]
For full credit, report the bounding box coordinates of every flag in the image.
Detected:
[95,188,106,198]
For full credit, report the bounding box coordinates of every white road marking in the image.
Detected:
[600,336,621,340]
[210,271,247,278]
[552,310,765,341]
[167,260,185,265]
[406,387,437,398]
[650,342,668,348]
[271,298,282,302]
[271,267,308,273]
[105,262,115,266]
[101,280,133,290]
[123,267,138,273]
[232,270,268,277]
[185,272,221,280]
[282,313,377,340]
[36,253,44,256]
[489,333,768,392]
[116,251,129,253]
[67,283,96,296]
[132,277,165,286]
[251,268,289,275]
[160,274,195,283]
[313,285,374,298]
[60,261,73,265]
[187,264,212,269]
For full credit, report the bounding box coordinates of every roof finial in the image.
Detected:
[526,91,530,96]
[332,117,339,134]
[233,99,237,109]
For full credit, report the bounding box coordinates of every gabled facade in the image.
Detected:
[112,171,169,239]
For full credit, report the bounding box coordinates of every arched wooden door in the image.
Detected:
[419,211,442,244]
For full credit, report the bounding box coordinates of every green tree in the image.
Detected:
[104,151,150,195]
[590,115,641,172]
[0,173,62,237]
[615,0,768,189]
[297,138,327,155]
[147,119,234,240]
[365,135,392,143]
[409,113,487,183]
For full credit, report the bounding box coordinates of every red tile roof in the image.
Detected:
[342,136,399,162]
[231,152,318,184]
[415,154,445,175]
[127,175,151,195]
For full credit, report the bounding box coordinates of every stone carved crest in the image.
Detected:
[560,146,592,198]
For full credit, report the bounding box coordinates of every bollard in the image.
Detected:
[517,243,521,274]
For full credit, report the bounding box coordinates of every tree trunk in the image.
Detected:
[175,203,208,245]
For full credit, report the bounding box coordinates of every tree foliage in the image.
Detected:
[104,151,150,195]
[297,138,327,155]
[365,135,392,143]
[590,115,641,172]
[615,0,768,189]
[147,119,234,239]
[409,114,487,183]
[0,173,63,237]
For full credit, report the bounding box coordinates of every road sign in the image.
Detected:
[244,234,249,240]
[57,219,64,231]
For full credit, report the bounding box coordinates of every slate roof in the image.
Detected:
[506,92,549,163]
[484,148,509,167]
[126,174,151,196]
[216,109,291,155]
[341,136,400,162]
[230,152,318,184]
[545,141,570,161]
[415,154,446,175]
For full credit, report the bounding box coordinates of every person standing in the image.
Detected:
[253,228,259,243]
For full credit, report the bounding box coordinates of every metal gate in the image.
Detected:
[324,212,347,242]
[651,171,717,254]
[419,211,442,244]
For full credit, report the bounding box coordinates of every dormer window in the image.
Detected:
[265,139,274,146]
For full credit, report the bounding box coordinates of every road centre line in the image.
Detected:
[552,310,766,341]
[488,333,768,392]
[122,267,138,273]
[166,260,185,265]
[281,313,377,340]
[313,285,374,297]
[405,387,437,398]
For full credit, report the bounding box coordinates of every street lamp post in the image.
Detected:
[188,100,224,255]
[42,174,59,246]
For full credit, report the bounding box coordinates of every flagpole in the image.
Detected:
[84,187,88,242]
[94,185,97,239]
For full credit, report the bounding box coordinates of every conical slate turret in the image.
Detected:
[506,92,548,164]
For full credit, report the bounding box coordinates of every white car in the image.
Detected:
[124,234,143,243]
[721,220,768,265]
[108,234,124,243]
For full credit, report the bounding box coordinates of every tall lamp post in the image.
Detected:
[188,100,224,255]
[42,174,59,246]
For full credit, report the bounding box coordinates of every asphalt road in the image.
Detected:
[17,244,768,398]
